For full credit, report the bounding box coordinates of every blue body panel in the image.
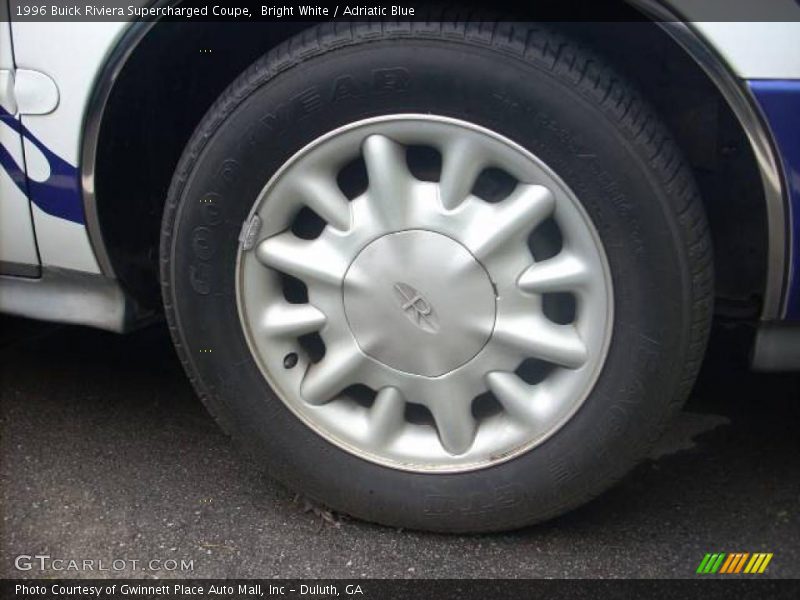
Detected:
[748,80,800,320]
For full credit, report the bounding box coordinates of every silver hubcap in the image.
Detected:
[236,115,613,472]
[344,230,496,376]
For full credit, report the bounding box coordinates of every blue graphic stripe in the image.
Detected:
[0,105,84,224]
[0,112,29,193]
[749,80,800,320]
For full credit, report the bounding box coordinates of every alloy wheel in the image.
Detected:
[236,115,613,472]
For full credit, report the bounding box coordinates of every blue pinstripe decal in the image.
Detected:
[0,105,84,224]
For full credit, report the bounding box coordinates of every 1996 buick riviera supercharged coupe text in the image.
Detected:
[1,0,799,531]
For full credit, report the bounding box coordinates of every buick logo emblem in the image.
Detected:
[393,282,439,333]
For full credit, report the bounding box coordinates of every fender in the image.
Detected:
[80,6,795,323]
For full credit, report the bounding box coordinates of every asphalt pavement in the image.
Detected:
[1,315,798,579]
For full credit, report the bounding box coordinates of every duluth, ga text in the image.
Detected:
[173,583,362,596]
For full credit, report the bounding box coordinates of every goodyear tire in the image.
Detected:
[160,22,713,532]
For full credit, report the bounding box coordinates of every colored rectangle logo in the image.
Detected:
[697,553,773,575]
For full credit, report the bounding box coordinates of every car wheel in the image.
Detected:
[160,22,712,532]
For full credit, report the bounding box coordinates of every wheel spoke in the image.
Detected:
[362,134,414,228]
[439,137,486,210]
[256,233,348,285]
[300,342,367,405]
[262,303,326,337]
[430,397,477,455]
[367,387,406,444]
[292,174,352,231]
[486,371,539,425]
[518,253,589,294]
[494,315,588,369]
[464,184,555,259]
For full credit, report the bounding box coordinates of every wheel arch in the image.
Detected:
[83,15,787,318]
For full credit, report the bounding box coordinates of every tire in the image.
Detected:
[160,22,713,532]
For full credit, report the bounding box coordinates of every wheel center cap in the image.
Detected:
[343,230,496,377]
